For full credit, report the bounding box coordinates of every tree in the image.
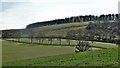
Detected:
[66,39,71,45]
[117,17,120,44]
[29,32,34,44]
[40,33,45,44]
[75,41,91,53]
[28,29,36,44]
[84,30,94,47]
[108,14,112,20]
[57,36,62,45]
[66,30,76,45]
[112,14,115,20]
[35,32,45,44]
[86,22,96,29]
[16,31,22,42]
[115,14,119,20]
[48,36,54,45]
[76,29,85,44]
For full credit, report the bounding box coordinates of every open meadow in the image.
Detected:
[2,39,118,66]
[2,20,119,66]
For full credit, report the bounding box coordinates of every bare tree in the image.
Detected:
[35,32,45,44]
[57,37,62,45]
[40,33,45,44]
[117,18,120,45]
[66,30,76,45]
[75,41,91,53]
[66,39,71,45]
[28,30,35,44]
[30,33,34,44]
[13,31,22,42]
[48,36,54,45]
[76,29,85,44]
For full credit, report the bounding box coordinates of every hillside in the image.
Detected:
[26,14,119,29]
[2,20,119,67]
[2,22,88,38]
[25,22,88,37]
[3,47,118,66]
[2,20,118,38]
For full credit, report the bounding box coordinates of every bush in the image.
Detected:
[75,41,91,53]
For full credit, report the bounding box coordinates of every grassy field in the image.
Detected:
[2,40,118,66]
[7,38,118,48]
[32,22,88,32]
[93,42,118,48]
[0,39,2,67]
[24,20,114,37]
[2,40,75,62]
[2,21,119,66]
[24,22,88,37]
[44,26,85,37]
[3,48,118,66]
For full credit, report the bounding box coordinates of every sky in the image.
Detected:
[0,0,120,30]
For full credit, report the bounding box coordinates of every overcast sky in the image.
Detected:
[0,0,120,30]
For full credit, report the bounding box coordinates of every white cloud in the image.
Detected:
[118,1,120,13]
[0,0,119,30]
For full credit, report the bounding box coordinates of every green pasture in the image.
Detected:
[2,40,75,62]
[7,38,118,48]
[2,20,119,66]
[32,22,88,32]
[2,39,118,63]
[25,22,88,37]
[3,48,118,66]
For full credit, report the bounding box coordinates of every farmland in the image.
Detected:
[2,40,74,62]
[22,22,88,37]
[1,1,120,67]
[2,39,118,66]
[2,20,119,66]
[3,46,118,66]
[6,38,118,48]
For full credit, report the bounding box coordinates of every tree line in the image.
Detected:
[2,20,119,44]
[26,14,119,28]
[2,20,119,52]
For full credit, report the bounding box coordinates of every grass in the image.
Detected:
[2,40,75,62]
[2,39,118,63]
[3,48,118,66]
[24,22,88,37]
[7,38,118,48]
[44,26,85,37]
[8,38,78,46]
[0,39,2,67]
[2,21,119,66]
[93,42,118,48]
[32,22,88,31]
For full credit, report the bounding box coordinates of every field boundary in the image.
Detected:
[5,39,107,49]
